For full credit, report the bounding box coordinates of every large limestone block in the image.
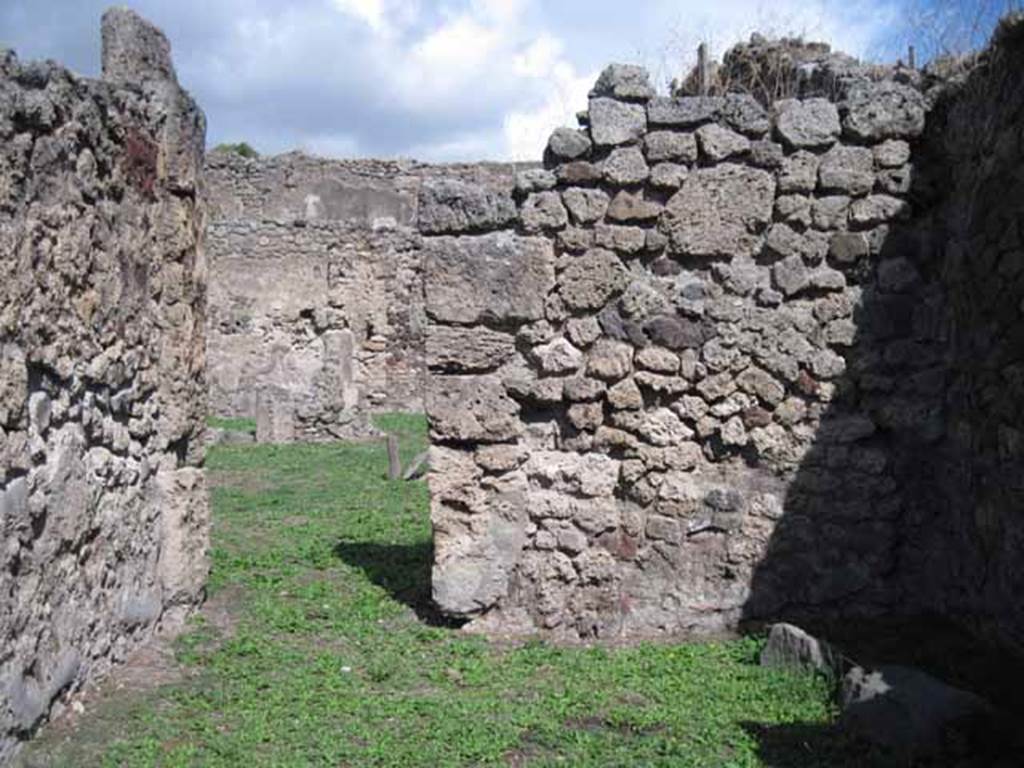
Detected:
[427,374,521,443]
[423,232,555,325]
[417,179,516,234]
[661,163,775,258]
[431,448,527,616]
[426,325,516,372]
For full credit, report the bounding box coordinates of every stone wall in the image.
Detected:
[204,153,528,440]
[422,24,1024,648]
[896,18,1024,654]
[0,10,207,761]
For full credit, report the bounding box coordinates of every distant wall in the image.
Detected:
[0,10,207,761]
[204,152,530,440]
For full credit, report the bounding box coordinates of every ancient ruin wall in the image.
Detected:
[897,20,1024,654]
[419,38,1014,640]
[204,154,528,441]
[0,10,207,760]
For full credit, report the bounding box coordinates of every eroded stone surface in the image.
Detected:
[1,10,208,761]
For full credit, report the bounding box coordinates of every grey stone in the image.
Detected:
[548,127,593,160]
[606,191,661,222]
[647,95,723,127]
[696,123,751,160]
[644,131,698,162]
[426,326,516,372]
[818,144,875,196]
[850,195,910,225]
[873,139,911,168]
[661,163,775,258]
[560,248,629,310]
[101,7,177,84]
[644,315,705,350]
[521,191,569,232]
[418,179,516,234]
[532,338,584,374]
[515,168,557,193]
[777,150,820,193]
[773,98,840,148]
[594,224,646,253]
[812,196,851,229]
[721,93,770,136]
[760,623,840,675]
[749,139,784,169]
[562,188,609,224]
[773,255,810,296]
[649,162,688,189]
[589,98,647,146]
[427,375,521,442]
[843,81,927,141]
[590,63,654,101]
[840,665,990,755]
[603,145,649,184]
[557,161,604,185]
[423,232,555,324]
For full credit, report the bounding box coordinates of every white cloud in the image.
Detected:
[128,0,904,162]
[331,0,387,31]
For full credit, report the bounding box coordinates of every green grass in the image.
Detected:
[206,416,257,433]
[21,413,897,767]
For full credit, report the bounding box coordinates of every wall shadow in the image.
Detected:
[332,539,465,627]
[741,15,1024,741]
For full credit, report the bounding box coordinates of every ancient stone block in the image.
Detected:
[589,97,647,146]
[696,123,751,160]
[423,232,555,325]
[521,191,569,232]
[603,145,649,184]
[548,127,593,160]
[562,187,609,224]
[661,163,775,258]
[773,98,840,148]
[559,248,629,310]
[590,63,655,101]
[418,178,517,234]
[843,81,927,141]
[644,130,698,162]
[427,375,521,443]
[647,95,722,127]
[818,144,875,196]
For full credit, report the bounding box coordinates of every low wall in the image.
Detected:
[0,9,208,761]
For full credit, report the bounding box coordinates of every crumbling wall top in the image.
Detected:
[101,6,178,85]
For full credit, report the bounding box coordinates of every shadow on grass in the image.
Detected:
[332,539,465,628]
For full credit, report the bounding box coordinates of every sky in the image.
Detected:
[0,0,1009,162]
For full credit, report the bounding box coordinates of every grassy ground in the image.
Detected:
[20,413,899,768]
[206,416,258,434]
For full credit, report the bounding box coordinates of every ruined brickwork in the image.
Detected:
[0,10,207,761]
[203,153,528,441]
[423,20,1024,650]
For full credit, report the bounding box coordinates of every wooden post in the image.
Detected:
[697,42,709,96]
[908,45,916,70]
[386,434,401,480]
